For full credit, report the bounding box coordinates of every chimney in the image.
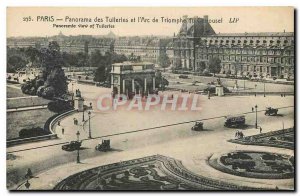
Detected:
[203,15,208,35]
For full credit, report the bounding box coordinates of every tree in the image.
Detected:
[39,41,68,97]
[44,67,68,96]
[158,52,170,71]
[76,52,88,67]
[198,62,206,73]
[62,52,77,67]
[40,41,64,81]
[94,66,106,82]
[7,55,26,72]
[155,70,169,90]
[25,47,40,67]
[207,57,221,76]
[93,52,128,83]
[232,62,242,78]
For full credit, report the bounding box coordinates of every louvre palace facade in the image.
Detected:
[173,15,294,79]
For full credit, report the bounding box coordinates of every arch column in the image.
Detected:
[152,77,156,91]
[144,78,147,94]
[122,79,126,94]
[132,79,135,93]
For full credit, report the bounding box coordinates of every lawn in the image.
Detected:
[7,97,51,109]
[7,108,55,140]
[7,85,28,98]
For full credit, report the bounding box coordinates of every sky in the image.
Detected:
[7,7,294,37]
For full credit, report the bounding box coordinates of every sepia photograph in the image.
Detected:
[6,7,295,191]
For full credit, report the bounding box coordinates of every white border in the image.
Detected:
[1,0,299,196]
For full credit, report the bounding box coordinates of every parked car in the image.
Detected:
[224,115,246,128]
[95,139,111,152]
[179,75,189,79]
[265,107,278,116]
[62,141,82,151]
[191,122,204,131]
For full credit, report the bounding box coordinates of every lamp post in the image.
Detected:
[263,81,266,97]
[72,82,74,100]
[76,131,80,163]
[82,108,85,122]
[88,111,92,139]
[254,105,258,129]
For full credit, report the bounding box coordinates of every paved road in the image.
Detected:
[7,82,295,190]
[164,73,294,93]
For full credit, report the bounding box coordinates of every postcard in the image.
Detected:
[6,7,295,191]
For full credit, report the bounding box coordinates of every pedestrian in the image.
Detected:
[252,107,254,112]
[240,132,244,138]
[260,127,262,133]
[57,120,60,126]
[62,128,65,135]
[25,168,33,179]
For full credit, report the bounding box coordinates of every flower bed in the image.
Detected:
[209,151,294,179]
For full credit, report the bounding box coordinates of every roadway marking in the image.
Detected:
[6,105,293,154]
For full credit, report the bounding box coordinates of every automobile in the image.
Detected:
[95,139,111,152]
[265,107,278,116]
[224,115,246,128]
[191,122,204,131]
[62,141,82,151]
[179,75,189,79]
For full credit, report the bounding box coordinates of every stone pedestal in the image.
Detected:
[215,85,224,96]
[74,97,84,111]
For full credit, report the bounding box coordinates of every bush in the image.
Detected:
[48,100,73,113]
[42,86,55,99]
[19,127,50,138]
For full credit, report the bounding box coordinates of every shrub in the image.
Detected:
[42,86,55,99]
[48,100,73,113]
[19,127,50,138]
